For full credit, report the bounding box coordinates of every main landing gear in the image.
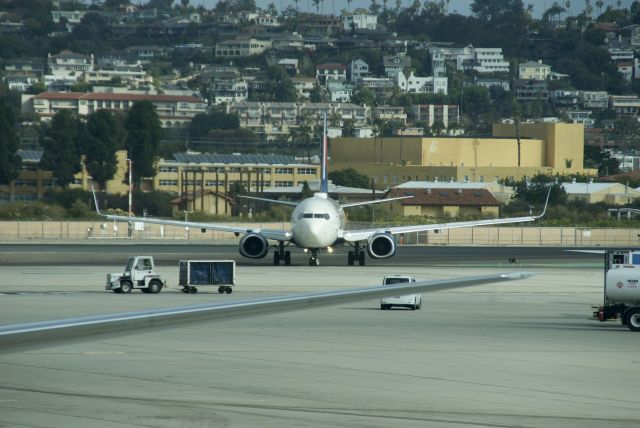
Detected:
[273,241,291,266]
[347,241,366,266]
[308,249,320,266]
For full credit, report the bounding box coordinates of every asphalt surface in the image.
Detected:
[0,243,607,267]
[0,244,638,427]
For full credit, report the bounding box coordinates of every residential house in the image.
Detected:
[518,60,551,80]
[326,81,353,103]
[374,106,407,124]
[465,77,510,91]
[431,45,509,75]
[617,61,634,81]
[341,10,377,31]
[360,77,395,98]
[277,58,299,75]
[515,79,549,101]
[566,111,595,128]
[271,32,307,52]
[396,71,448,95]
[215,37,272,57]
[610,95,640,115]
[291,77,316,99]
[383,54,411,78]
[580,91,609,109]
[83,64,153,88]
[47,50,94,80]
[315,63,347,84]
[550,90,580,107]
[50,10,86,29]
[348,59,369,83]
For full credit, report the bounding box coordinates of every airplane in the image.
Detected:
[92,118,550,267]
[0,271,533,353]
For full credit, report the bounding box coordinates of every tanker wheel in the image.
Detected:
[624,308,640,331]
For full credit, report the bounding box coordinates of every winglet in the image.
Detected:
[535,185,552,219]
[91,185,103,216]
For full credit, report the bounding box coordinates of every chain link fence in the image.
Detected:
[0,221,639,247]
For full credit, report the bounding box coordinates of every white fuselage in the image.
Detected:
[290,193,346,249]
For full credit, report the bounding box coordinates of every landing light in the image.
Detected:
[327,247,333,253]
[303,248,308,253]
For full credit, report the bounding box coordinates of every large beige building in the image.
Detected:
[1,150,320,215]
[330,122,595,187]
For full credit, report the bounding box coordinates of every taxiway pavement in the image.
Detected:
[0,245,638,427]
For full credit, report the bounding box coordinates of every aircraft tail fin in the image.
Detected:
[321,111,328,193]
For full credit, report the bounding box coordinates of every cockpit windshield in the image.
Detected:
[300,213,330,220]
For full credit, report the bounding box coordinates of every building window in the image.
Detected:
[274,181,293,187]
[275,167,294,174]
[159,166,178,173]
[297,168,315,174]
[159,180,178,186]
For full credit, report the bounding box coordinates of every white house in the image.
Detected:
[396,71,448,95]
[341,10,377,31]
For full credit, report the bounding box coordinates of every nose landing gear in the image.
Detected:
[308,250,320,266]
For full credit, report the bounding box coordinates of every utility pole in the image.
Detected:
[127,158,133,216]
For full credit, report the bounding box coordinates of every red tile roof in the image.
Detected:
[386,188,500,207]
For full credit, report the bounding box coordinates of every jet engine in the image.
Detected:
[367,233,396,259]
[239,233,269,259]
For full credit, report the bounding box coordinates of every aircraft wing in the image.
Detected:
[342,187,551,242]
[100,212,292,241]
[92,188,291,241]
[0,271,532,353]
[341,214,539,242]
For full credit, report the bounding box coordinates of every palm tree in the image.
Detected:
[595,0,603,15]
[565,0,571,18]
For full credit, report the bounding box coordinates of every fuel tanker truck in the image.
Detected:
[593,249,640,331]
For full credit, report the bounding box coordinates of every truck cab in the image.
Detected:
[380,274,422,310]
[106,256,166,294]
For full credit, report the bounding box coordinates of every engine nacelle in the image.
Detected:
[367,233,396,259]
[239,233,269,259]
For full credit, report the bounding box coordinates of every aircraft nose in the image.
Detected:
[295,220,333,247]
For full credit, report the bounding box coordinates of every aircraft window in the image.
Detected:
[313,214,324,218]
[297,213,303,220]
[324,213,330,220]
[302,213,313,218]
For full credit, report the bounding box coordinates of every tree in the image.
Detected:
[0,99,20,185]
[301,181,314,198]
[584,145,620,176]
[471,0,526,22]
[124,101,163,188]
[189,110,240,139]
[41,110,83,187]
[328,167,370,189]
[351,87,375,106]
[82,110,124,188]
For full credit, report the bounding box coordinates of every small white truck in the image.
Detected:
[106,256,166,294]
[593,249,640,331]
[380,274,422,310]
